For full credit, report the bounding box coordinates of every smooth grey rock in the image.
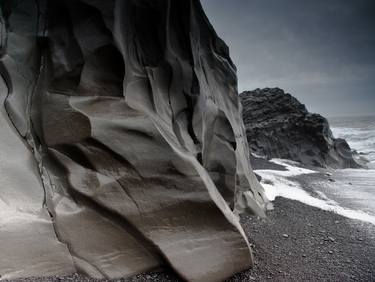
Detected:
[0,1,267,281]
[0,75,75,279]
[240,88,361,169]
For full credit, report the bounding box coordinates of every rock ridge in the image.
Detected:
[240,87,361,168]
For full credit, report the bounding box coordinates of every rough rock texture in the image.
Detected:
[0,1,267,281]
[240,88,361,168]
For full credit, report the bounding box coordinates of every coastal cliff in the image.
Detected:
[240,88,361,168]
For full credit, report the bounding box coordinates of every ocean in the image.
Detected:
[330,115,375,169]
[327,115,375,223]
[256,115,375,226]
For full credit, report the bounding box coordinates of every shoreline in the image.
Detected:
[230,198,375,281]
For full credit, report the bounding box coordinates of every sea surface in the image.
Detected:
[256,115,375,225]
[330,115,375,169]
[327,115,375,222]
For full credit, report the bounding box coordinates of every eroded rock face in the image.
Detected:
[0,1,267,281]
[240,88,361,168]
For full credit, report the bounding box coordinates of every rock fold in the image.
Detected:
[0,1,267,281]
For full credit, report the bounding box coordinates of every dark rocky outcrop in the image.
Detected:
[240,88,361,169]
[0,1,267,281]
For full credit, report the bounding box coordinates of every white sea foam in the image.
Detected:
[256,159,375,225]
[330,116,375,168]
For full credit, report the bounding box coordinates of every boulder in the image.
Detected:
[0,1,267,281]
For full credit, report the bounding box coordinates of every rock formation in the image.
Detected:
[0,1,267,281]
[240,88,361,168]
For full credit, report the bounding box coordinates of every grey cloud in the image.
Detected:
[201,0,375,117]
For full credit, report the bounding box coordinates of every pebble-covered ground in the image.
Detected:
[4,197,374,282]
[230,198,375,281]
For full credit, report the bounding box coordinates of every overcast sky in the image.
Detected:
[201,0,375,117]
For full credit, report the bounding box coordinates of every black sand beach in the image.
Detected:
[5,196,374,282]
[4,158,375,282]
[231,198,375,282]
